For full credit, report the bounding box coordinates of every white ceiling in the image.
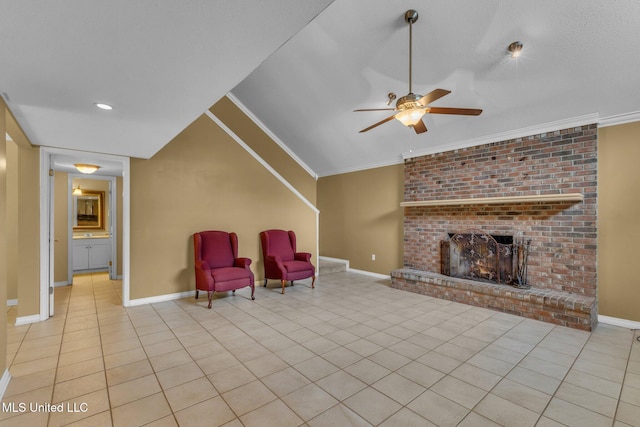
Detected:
[3,1,640,178]
[232,0,640,176]
[0,0,334,159]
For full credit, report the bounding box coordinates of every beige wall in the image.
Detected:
[210,97,317,205]
[6,141,18,300]
[598,122,640,322]
[317,164,404,274]
[16,144,40,318]
[129,112,317,300]
[1,99,8,375]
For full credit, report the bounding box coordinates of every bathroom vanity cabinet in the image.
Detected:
[73,237,111,271]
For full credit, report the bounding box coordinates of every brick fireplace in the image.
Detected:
[391,124,598,330]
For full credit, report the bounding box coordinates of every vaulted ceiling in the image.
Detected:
[3,1,640,177]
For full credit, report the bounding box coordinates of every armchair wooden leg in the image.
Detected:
[251,285,255,300]
[264,278,268,287]
[311,275,316,289]
[207,291,213,309]
[195,290,199,299]
[281,280,286,294]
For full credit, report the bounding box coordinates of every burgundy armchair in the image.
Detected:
[194,231,255,308]
[259,229,315,294]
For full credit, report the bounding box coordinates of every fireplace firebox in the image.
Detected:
[440,230,530,288]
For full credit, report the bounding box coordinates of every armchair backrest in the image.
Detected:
[260,229,295,261]
[194,231,238,269]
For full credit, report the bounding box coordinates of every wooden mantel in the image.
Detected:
[400,193,584,207]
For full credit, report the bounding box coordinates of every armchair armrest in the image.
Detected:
[266,254,282,264]
[235,257,252,269]
[265,254,286,271]
[294,252,311,262]
[195,260,211,272]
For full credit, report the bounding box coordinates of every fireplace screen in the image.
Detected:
[441,230,519,286]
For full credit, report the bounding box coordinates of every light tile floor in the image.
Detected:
[1,271,639,426]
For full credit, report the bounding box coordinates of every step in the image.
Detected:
[319,258,348,275]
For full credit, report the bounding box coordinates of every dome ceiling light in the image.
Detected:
[74,163,101,174]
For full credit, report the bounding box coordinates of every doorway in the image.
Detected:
[65,174,117,283]
[40,147,131,320]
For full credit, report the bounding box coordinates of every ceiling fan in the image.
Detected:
[355,9,482,134]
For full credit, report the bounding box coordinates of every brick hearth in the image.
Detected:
[392,124,598,330]
[392,269,597,331]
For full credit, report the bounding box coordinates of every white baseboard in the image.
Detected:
[0,369,11,402]
[6,299,17,307]
[15,314,41,326]
[318,256,390,279]
[348,268,391,280]
[54,281,71,287]
[598,315,640,330]
[127,290,196,307]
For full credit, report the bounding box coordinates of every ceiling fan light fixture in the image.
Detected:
[508,41,523,58]
[395,108,425,127]
[74,163,100,174]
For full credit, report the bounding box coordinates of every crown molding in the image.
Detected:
[598,111,640,127]
[226,92,318,180]
[402,113,600,161]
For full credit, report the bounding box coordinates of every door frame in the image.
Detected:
[40,147,131,320]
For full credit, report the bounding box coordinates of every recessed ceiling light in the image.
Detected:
[508,41,523,58]
[94,103,113,110]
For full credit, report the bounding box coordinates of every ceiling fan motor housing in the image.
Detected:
[396,93,423,110]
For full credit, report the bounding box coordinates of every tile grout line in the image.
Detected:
[47,272,74,426]
[180,291,299,423]
[611,328,640,425]
[386,311,531,426]
[92,272,117,427]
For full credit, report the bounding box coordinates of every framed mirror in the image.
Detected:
[73,190,105,230]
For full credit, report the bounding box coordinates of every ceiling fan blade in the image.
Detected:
[428,107,482,116]
[413,119,427,134]
[359,115,396,133]
[418,89,451,106]
[354,108,396,112]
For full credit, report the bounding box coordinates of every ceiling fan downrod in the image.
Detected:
[404,9,419,95]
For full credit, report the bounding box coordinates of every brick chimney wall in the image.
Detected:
[403,124,597,297]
